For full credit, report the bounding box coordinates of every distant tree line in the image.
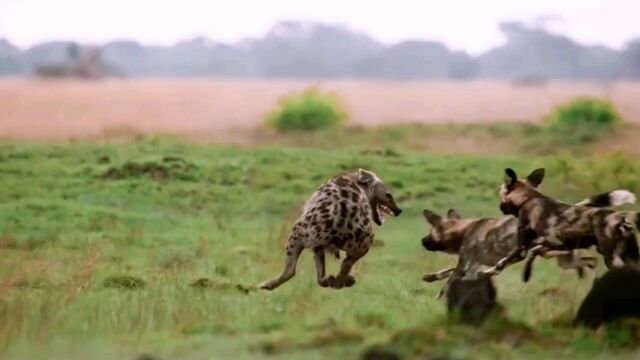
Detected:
[1,20,639,80]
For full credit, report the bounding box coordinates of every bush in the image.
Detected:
[545,97,621,130]
[266,87,347,131]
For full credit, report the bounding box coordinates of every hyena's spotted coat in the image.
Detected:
[260,169,402,290]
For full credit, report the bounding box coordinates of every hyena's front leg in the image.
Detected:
[423,267,456,282]
[260,242,304,291]
[326,249,368,289]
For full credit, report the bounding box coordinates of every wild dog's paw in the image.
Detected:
[584,257,598,269]
[422,273,441,282]
[481,266,499,276]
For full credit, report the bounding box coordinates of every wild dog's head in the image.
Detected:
[421,208,465,253]
[356,169,402,226]
[499,168,546,216]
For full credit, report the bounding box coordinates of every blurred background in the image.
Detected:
[1,0,639,143]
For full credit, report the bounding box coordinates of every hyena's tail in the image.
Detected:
[576,190,637,208]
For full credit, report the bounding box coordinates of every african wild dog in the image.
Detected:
[484,168,640,282]
[421,204,620,298]
[260,169,402,290]
[422,207,599,287]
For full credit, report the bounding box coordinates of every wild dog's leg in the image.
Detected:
[312,246,329,287]
[522,244,548,282]
[328,249,368,289]
[260,242,304,290]
[552,251,592,278]
[595,222,623,269]
[423,267,455,282]
[436,259,464,299]
[436,273,456,300]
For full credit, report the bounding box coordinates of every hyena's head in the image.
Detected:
[499,168,546,215]
[357,169,402,226]
[421,208,465,253]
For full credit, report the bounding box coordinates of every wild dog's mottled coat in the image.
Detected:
[490,168,640,281]
[421,187,635,293]
[260,169,402,290]
[421,208,604,291]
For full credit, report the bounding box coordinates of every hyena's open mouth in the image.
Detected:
[377,204,396,224]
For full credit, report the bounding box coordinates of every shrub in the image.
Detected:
[545,97,621,130]
[266,87,347,131]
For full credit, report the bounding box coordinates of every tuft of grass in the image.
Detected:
[266,87,347,131]
[546,97,621,130]
[102,275,146,290]
[543,97,621,146]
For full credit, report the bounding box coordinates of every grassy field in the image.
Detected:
[1,136,640,359]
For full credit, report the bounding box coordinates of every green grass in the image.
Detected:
[1,138,640,359]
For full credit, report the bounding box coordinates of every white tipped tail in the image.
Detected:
[576,190,637,207]
[609,190,637,206]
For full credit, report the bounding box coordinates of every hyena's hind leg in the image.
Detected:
[260,241,304,291]
[312,246,329,287]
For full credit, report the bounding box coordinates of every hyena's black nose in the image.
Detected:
[394,208,403,216]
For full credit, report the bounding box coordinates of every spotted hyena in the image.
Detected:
[260,169,402,290]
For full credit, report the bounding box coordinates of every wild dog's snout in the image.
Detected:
[500,202,516,216]
[422,235,444,251]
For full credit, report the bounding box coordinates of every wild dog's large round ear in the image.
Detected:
[526,168,545,188]
[504,168,517,190]
[357,168,376,186]
[423,209,442,226]
[447,209,461,220]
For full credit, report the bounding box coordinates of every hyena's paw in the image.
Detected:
[318,277,331,288]
[342,275,356,288]
[319,275,340,289]
[259,281,276,291]
[422,273,440,282]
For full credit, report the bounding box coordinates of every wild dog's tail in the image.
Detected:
[576,190,637,208]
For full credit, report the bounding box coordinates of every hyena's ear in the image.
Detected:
[504,168,518,191]
[447,209,461,220]
[526,168,545,188]
[423,209,442,226]
[357,169,376,186]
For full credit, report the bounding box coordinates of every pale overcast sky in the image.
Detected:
[0,0,639,54]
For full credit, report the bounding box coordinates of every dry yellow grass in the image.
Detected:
[1,78,639,140]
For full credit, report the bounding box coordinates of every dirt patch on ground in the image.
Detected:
[2,79,640,141]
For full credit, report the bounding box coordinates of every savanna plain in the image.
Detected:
[1,80,640,360]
